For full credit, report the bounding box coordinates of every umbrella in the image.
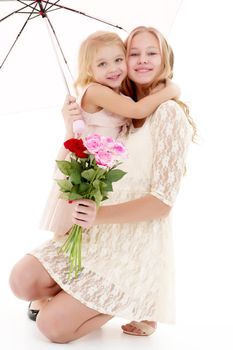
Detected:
[0,0,126,107]
[0,0,183,114]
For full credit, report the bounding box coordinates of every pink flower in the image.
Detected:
[84,134,102,154]
[94,136,115,153]
[113,142,126,155]
[95,150,114,167]
[105,137,114,143]
[83,133,127,165]
[102,136,115,148]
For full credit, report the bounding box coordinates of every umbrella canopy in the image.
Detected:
[0,0,183,114]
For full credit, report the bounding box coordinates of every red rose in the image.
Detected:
[64,138,87,158]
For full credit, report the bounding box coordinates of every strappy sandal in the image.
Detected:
[27,298,52,321]
[122,320,156,336]
[27,302,39,321]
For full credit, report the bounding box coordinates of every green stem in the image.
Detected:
[59,225,76,253]
[59,224,83,280]
[78,228,82,272]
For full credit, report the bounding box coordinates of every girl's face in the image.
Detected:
[127,31,162,86]
[91,44,127,91]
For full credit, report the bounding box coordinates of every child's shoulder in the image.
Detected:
[83,83,116,100]
[79,83,106,103]
[80,82,101,93]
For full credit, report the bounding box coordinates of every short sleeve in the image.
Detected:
[149,100,192,206]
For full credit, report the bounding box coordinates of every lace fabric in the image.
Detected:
[149,101,192,205]
[32,238,162,321]
[31,100,192,323]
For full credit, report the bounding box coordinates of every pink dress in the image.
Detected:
[39,84,130,237]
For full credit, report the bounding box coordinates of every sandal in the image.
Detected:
[27,302,39,321]
[27,298,52,321]
[121,320,156,336]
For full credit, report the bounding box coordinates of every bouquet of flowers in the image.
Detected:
[55,133,127,279]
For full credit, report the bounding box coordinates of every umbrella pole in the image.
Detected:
[37,1,76,96]
[44,18,72,95]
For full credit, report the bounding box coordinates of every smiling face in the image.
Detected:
[90,44,127,92]
[127,31,162,87]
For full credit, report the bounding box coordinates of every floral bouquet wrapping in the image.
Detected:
[55,133,127,279]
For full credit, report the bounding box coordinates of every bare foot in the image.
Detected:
[121,320,157,335]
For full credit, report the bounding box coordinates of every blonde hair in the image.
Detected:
[122,26,197,142]
[75,31,126,88]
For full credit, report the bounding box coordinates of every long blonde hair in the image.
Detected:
[122,26,197,142]
[75,31,126,88]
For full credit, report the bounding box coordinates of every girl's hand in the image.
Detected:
[150,81,166,94]
[61,95,82,136]
[72,199,98,229]
[150,79,181,99]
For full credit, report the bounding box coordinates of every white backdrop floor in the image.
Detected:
[1,293,233,350]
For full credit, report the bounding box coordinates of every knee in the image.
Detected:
[37,311,70,344]
[9,260,38,300]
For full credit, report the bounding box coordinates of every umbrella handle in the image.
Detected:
[73,120,86,139]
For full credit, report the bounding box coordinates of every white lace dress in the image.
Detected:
[31,100,192,323]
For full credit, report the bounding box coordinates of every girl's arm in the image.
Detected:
[61,95,82,138]
[56,95,82,161]
[95,195,171,224]
[83,82,179,119]
[56,144,69,161]
[71,195,171,228]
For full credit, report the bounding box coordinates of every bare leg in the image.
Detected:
[9,254,61,300]
[37,290,113,343]
[10,255,113,343]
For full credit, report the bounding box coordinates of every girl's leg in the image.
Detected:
[37,290,113,343]
[9,254,61,301]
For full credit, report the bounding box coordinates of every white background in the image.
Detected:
[0,0,233,349]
